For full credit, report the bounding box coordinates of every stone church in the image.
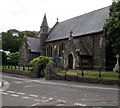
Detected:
[19,6,110,70]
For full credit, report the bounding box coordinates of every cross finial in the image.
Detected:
[70,30,73,36]
[69,30,73,40]
[116,54,119,58]
[57,18,59,22]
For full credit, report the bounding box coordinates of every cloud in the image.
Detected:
[0,0,112,32]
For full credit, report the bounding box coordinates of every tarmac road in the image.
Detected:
[0,73,119,107]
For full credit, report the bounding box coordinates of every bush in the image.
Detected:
[7,52,19,65]
[0,51,7,65]
[29,56,54,69]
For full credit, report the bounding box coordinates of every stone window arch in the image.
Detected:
[61,42,65,51]
[59,45,62,57]
[46,47,49,57]
[47,45,52,57]
[50,46,53,57]
[59,42,65,57]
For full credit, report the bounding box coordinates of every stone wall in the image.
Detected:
[46,62,120,86]
[19,38,30,65]
[2,69,31,77]
[30,52,40,62]
[75,32,105,70]
[19,38,40,66]
[46,32,105,70]
[47,73,120,86]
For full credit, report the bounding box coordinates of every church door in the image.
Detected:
[68,54,73,69]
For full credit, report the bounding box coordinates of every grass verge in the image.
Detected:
[59,70,119,79]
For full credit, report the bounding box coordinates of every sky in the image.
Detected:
[0,0,112,32]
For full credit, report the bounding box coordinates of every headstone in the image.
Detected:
[113,54,119,72]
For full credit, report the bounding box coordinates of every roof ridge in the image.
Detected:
[25,35,40,39]
[59,6,110,24]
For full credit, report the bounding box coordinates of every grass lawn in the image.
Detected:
[59,70,119,79]
[1,65,33,71]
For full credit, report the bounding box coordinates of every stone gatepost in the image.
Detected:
[30,62,40,78]
[45,62,56,80]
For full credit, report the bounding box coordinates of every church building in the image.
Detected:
[19,6,110,70]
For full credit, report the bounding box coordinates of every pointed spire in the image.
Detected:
[40,13,49,28]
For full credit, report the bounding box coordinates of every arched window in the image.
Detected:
[47,45,53,57]
[49,46,51,57]
[61,42,65,51]
[50,46,53,57]
[46,47,49,56]
[59,42,65,57]
[59,45,62,57]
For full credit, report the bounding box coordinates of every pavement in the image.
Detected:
[0,72,120,107]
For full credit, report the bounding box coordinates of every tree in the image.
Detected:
[104,1,120,55]
[2,29,37,52]
[2,29,24,52]
[104,1,120,70]
[23,31,37,36]
[0,51,7,65]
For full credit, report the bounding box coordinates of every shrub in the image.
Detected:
[7,52,19,65]
[29,56,54,69]
[0,51,7,65]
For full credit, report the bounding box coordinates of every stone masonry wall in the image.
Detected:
[46,32,105,70]
[2,69,31,77]
[47,73,120,86]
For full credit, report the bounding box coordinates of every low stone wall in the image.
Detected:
[2,67,120,86]
[46,73,120,86]
[2,69,31,77]
[46,62,120,85]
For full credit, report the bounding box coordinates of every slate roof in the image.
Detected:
[46,6,109,42]
[26,36,40,53]
[76,41,92,56]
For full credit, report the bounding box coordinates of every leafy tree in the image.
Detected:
[104,1,120,70]
[23,31,37,36]
[7,52,19,65]
[104,1,120,55]
[2,29,37,52]
[2,29,24,52]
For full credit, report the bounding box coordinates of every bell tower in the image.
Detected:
[40,14,49,56]
[40,14,49,34]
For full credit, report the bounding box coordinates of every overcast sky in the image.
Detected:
[0,0,112,32]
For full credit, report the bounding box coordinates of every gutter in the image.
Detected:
[46,30,103,43]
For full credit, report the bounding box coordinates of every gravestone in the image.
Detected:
[113,54,119,72]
